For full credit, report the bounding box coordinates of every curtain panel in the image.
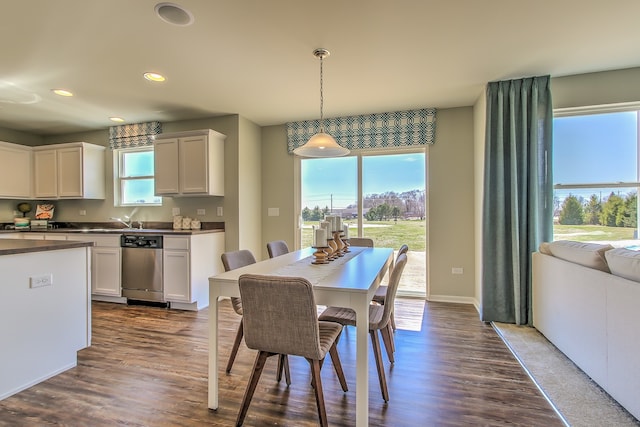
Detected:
[481,76,553,325]
[286,108,436,153]
[109,121,162,150]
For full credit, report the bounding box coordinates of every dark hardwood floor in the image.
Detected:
[0,299,564,426]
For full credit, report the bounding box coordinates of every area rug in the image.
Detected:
[492,322,639,427]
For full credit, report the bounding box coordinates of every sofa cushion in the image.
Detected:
[548,240,613,272]
[539,241,552,255]
[605,248,640,282]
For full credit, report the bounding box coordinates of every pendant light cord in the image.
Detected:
[319,54,325,132]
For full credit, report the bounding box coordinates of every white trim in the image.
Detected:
[554,101,640,117]
[427,294,478,306]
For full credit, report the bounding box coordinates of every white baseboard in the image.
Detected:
[427,294,479,308]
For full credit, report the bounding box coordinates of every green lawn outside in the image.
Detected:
[302,220,426,250]
[553,224,636,242]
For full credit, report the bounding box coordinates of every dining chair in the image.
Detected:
[221,250,291,385]
[348,237,374,247]
[266,240,289,258]
[236,274,348,427]
[373,244,409,332]
[318,252,408,402]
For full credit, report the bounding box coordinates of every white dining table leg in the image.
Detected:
[208,294,220,409]
[354,294,370,427]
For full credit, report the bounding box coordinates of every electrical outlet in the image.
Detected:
[172,208,180,216]
[197,209,206,215]
[79,209,87,216]
[451,267,464,275]
[217,207,223,216]
[30,274,53,288]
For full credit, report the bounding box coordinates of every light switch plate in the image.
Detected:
[197,209,205,215]
[268,208,280,217]
[172,208,180,216]
[217,207,223,216]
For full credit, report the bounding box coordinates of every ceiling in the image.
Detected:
[1,1,640,136]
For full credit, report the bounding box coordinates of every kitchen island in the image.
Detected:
[0,239,93,400]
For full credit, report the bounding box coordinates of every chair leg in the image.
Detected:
[391,310,397,331]
[277,354,291,386]
[387,323,396,353]
[370,330,390,402]
[380,323,395,364]
[226,319,244,373]
[236,351,272,426]
[307,358,329,427]
[328,341,348,392]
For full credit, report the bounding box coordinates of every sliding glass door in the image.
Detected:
[300,150,427,298]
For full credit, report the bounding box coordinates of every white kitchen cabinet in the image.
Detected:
[0,233,21,239]
[0,141,32,199]
[66,234,123,300]
[154,129,225,196]
[32,142,106,199]
[163,232,225,310]
[21,233,45,240]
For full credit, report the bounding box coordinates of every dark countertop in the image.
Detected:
[0,239,94,256]
[0,221,225,236]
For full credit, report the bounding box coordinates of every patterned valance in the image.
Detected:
[109,121,162,150]
[287,108,436,153]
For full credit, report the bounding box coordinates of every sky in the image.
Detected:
[553,110,638,202]
[301,152,425,210]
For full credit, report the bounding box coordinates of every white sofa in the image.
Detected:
[532,240,640,421]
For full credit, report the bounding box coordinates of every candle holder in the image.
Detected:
[333,231,345,257]
[327,238,338,260]
[311,246,330,264]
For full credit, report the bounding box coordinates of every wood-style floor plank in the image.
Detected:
[0,300,563,426]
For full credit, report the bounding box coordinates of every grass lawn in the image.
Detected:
[553,224,635,242]
[302,220,426,250]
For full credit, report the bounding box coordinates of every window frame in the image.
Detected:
[113,146,162,207]
[553,104,640,240]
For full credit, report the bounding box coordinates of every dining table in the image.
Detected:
[208,245,394,427]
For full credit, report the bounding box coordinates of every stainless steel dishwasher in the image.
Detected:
[121,234,164,303]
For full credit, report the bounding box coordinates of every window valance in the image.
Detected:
[109,121,162,150]
[287,108,436,153]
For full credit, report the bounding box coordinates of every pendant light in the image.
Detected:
[293,48,350,158]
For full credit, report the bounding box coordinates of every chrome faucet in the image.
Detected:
[109,216,133,229]
[110,208,139,229]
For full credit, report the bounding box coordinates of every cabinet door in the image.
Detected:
[0,143,31,198]
[21,233,45,240]
[34,149,58,198]
[154,138,180,195]
[163,250,190,302]
[92,247,121,296]
[179,135,208,194]
[57,147,83,197]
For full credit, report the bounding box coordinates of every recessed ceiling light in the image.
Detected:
[143,72,166,82]
[154,2,194,26]
[52,89,73,97]
[109,117,125,123]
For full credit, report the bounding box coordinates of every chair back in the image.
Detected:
[398,244,409,257]
[349,237,374,247]
[239,274,324,360]
[221,249,257,272]
[378,253,407,328]
[266,240,289,258]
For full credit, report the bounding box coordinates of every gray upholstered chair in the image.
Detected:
[266,240,289,258]
[236,274,348,427]
[373,244,409,331]
[348,237,374,247]
[318,253,408,402]
[221,249,291,385]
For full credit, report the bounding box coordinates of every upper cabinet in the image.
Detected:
[154,129,225,196]
[32,142,106,199]
[0,141,32,199]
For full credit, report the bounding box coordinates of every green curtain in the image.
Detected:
[482,76,553,325]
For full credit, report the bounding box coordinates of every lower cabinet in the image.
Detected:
[64,234,123,300]
[163,232,225,311]
[92,246,122,297]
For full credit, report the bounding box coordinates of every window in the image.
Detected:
[553,108,640,243]
[113,147,161,206]
[299,149,427,297]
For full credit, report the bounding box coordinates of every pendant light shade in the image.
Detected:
[293,48,349,158]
